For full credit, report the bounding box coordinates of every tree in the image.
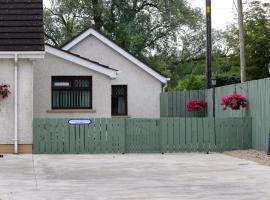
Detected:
[44,0,202,58]
[226,1,270,80]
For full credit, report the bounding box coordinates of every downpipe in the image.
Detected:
[14,54,18,154]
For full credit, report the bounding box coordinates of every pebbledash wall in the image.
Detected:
[0,59,34,153]
[69,35,163,118]
[160,77,270,152]
[33,53,112,118]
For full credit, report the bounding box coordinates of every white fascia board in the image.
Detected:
[62,29,168,83]
[0,51,45,59]
[45,45,118,78]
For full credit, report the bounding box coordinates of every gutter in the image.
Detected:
[162,78,170,92]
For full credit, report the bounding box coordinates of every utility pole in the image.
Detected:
[205,0,212,89]
[237,0,247,82]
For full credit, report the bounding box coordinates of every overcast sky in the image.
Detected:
[44,0,270,30]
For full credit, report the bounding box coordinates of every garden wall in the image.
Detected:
[160,77,270,152]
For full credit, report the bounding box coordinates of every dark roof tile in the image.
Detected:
[0,0,44,51]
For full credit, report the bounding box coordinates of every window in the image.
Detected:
[112,85,127,116]
[52,76,92,109]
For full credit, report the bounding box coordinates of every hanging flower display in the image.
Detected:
[220,93,247,111]
[186,99,207,112]
[0,84,11,99]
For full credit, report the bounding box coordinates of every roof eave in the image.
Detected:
[0,51,45,59]
[45,45,118,79]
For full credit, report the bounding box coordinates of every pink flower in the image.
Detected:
[220,92,247,111]
[186,99,207,113]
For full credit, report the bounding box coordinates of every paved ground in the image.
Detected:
[0,154,270,200]
[224,149,270,166]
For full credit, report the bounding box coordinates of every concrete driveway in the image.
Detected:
[0,154,270,200]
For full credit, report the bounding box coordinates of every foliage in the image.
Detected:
[220,93,247,111]
[186,99,207,112]
[44,0,270,91]
[176,75,205,91]
[225,1,270,80]
[215,73,241,87]
[0,84,11,99]
[44,0,202,56]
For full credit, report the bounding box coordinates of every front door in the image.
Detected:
[111,85,128,116]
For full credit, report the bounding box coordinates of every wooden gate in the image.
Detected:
[33,118,125,154]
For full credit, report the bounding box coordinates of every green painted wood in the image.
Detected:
[209,118,215,151]
[167,118,174,152]
[69,124,76,154]
[75,124,80,153]
[100,118,107,153]
[191,118,198,152]
[185,118,192,152]
[119,119,125,153]
[168,93,173,118]
[106,119,112,153]
[179,118,186,152]
[57,119,65,153]
[203,118,210,152]
[44,119,52,153]
[197,118,204,152]
[215,118,221,152]
[88,120,95,153]
[160,118,168,153]
[173,118,180,152]
[180,92,186,118]
[172,92,177,117]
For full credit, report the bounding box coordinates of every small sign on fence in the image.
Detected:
[68,119,93,125]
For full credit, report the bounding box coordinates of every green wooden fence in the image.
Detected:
[160,90,206,118]
[160,77,270,152]
[33,117,252,154]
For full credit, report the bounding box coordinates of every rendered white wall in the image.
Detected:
[0,59,33,144]
[33,53,112,118]
[69,35,162,118]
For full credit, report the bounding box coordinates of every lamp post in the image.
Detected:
[211,77,217,118]
[211,76,217,147]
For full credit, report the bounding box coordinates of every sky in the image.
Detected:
[44,0,270,30]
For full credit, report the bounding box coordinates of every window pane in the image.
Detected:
[52,76,92,109]
[53,81,70,87]
[74,79,89,88]
[112,85,127,115]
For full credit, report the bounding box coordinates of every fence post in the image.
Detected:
[122,119,127,154]
[159,118,167,154]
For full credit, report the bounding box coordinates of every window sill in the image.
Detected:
[47,109,96,113]
[112,115,130,118]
